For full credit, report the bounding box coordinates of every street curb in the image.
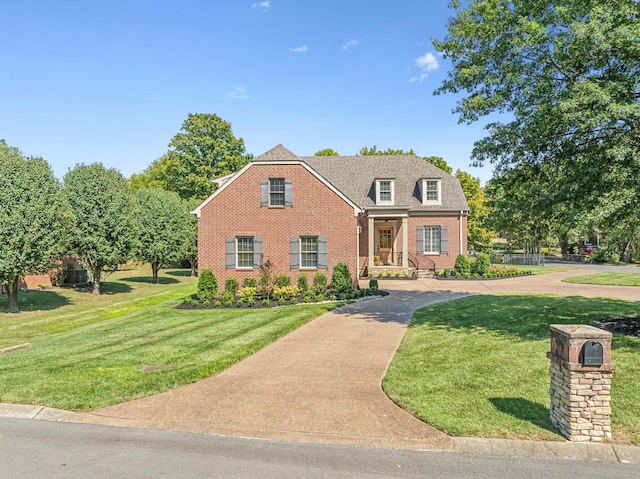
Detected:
[1,403,639,465]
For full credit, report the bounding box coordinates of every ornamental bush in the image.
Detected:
[275,274,291,288]
[330,262,352,294]
[472,253,491,276]
[369,279,379,293]
[312,272,328,294]
[297,273,309,293]
[454,254,470,276]
[197,269,218,301]
[225,277,239,297]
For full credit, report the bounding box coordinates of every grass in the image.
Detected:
[383,294,640,444]
[0,269,337,411]
[562,272,640,287]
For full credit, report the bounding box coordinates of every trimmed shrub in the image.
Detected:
[242,277,257,288]
[330,262,352,294]
[297,273,309,293]
[278,297,286,306]
[312,272,328,294]
[274,285,299,299]
[225,277,239,297]
[275,274,291,288]
[262,299,270,307]
[316,294,324,302]
[202,299,210,308]
[590,249,620,264]
[239,287,257,304]
[290,297,298,305]
[221,290,234,304]
[214,300,222,308]
[369,279,379,293]
[472,253,491,276]
[197,269,218,301]
[454,254,470,276]
[443,268,451,278]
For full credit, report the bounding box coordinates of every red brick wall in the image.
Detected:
[198,163,359,284]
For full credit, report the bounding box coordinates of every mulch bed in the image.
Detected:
[598,317,640,337]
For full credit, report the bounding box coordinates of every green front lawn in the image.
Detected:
[383,295,640,444]
[0,269,336,411]
[562,272,640,287]
[500,264,574,275]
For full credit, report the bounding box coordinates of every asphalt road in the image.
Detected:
[2,419,638,479]
[543,259,640,273]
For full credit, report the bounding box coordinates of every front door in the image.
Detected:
[377,227,393,264]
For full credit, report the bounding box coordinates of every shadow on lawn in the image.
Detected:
[0,290,72,312]
[120,276,180,285]
[164,269,193,277]
[489,397,561,436]
[411,295,640,341]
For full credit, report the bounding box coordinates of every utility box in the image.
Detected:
[547,324,615,442]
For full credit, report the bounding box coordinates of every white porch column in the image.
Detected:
[368,216,375,269]
[402,217,409,268]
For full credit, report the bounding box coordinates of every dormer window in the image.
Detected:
[421,179,441,205]
[376,179,395,204]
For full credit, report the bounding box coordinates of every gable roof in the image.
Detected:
[192,144,469,217]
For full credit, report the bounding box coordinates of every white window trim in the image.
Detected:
[375,179,395,205]
[423,226,441,255]
[300,236,318,269]
[236,237,254,269]
[269,178,285,207]
[422,179,441,205]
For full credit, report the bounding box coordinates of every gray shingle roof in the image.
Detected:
[252,144,469,212]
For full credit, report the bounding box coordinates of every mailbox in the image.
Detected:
[580,340,604,366]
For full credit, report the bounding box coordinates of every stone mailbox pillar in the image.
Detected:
[547,324,615,442]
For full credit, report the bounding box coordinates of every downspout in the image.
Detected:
[460,210,464,254]
[355,212,362,289]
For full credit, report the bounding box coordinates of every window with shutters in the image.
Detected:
[269,178,285,206]
[423,227,441,254]
[236,237,254,268]
[300,236,318,268]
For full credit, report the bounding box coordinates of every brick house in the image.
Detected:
[192,145,469,284]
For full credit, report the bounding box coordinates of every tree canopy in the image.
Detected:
[63,163,137,294]
[0,141,66,312]
[456,169,492,252]
[358,146,416,156]
[163,113,250,200]
[435,0,640,257]
[424,155,452,174]
[134,188,195,283]
[314,148,340,156]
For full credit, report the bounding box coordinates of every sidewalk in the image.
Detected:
[1,271,639,464]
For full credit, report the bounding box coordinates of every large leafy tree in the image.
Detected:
[134,188,195,283]
[0,141,66,312]
[63,164,137,294]
[314,148,340,156]
[456,169,493,251]
[163,113,250,200]
[435,0,640,234]
[424,155,453,174]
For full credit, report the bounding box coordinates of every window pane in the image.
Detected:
[379,181,391,202]
[423,227,440,254]
[237,237,254,267]
[426,181,438,201]
[300,236,318,268]
[270,178,285,206]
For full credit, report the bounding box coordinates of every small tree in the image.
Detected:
[297,273,308,293]
[472,253,491,276]
[0,141,67,312]
[454,254,470,277]
[330,262,352,294]
[258,259,275,299]
[63,163,137,294]
[197,269,218,301]
[312,272,328,294]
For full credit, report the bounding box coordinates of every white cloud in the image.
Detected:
[289,45,308,53]
[227,87,250,99]
[409,52,439,83]
[251,1,271,12]
[342,39,360,51]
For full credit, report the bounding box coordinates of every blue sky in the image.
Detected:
[2,1,494,184]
